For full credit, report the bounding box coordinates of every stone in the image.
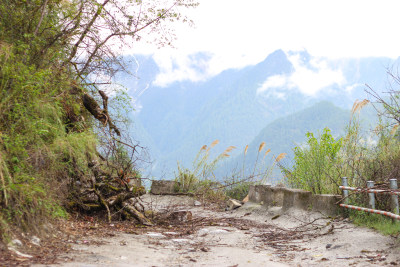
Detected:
[146,232,165,238]
[150,180,179,195]
[30,236,40,246]
[128,177,142,187]
[10,239,22,247]
[194,200,202,206]
[226,199,242,210]
[171,239,190,243]
[167,210,192,222]
[7,247,33,258]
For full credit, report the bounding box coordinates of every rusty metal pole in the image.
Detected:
[367,181,375,209]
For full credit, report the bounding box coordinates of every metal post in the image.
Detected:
[342,177,349,204]
[367,181,375,209]
[390,179,399,223]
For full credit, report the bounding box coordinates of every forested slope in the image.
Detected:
[0,0,197,241]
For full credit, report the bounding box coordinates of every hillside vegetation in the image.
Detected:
[0,0,197,241]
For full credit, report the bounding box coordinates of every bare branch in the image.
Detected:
[34,0,49,36]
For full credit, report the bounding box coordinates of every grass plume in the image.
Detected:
[263,148,271,159]
[275,153,287,162]
[224,146,236,153]
[258,142,266,152]
[351,99,370,114]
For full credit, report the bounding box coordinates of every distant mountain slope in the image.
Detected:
[216,101,351,180]
[119,50,396,177]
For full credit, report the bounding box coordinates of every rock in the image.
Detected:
[10,239,22,247]
[226,199,242,210]
[167,210,192,222]
[150,180,179,195]
[198,228,229,236]
[242,194,249,203]
[146,232,165,238]
[194,200,202,206]
[8,247,33,258]
[30,236,40,246]
[171,239,190,243]
[271,214,280,220]
[164,232,179,235]
[326,243,343,250]
[200,247,210,252]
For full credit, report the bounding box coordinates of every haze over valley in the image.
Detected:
[120,49,396,180]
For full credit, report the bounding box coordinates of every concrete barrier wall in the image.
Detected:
[248,185,341,216]
[150,180,179,195]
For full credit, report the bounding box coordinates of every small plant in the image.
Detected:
[175,140,286,204]
[349,210,400,236]
[174,140,233,199]
[175,163,198,193]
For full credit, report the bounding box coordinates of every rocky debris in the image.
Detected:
[226,199,242,211]
[194,200,202,206]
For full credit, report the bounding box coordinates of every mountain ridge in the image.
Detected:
[121,50,396,177]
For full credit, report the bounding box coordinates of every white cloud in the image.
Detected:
[124,0,400,86]
[152,51,215,87]
[257,53,346,96]
[257,75,287,94]
[288,54,346,95]
[345,83,363,93]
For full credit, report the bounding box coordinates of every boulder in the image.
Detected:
[150,180,179,195]
[226,199,242,210]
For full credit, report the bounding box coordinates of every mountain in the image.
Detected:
[217,101,351,182]
[119,50,396,178]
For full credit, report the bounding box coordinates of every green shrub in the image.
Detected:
[282,127,343,194]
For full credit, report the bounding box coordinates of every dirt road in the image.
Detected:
[34,194,400,267]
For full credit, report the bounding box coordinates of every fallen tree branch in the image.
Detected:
[82,92,120,136]
[122,202,153,226]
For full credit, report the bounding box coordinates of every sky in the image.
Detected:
[126,0,400,91]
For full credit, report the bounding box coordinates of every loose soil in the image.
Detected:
[3,194,400,266]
